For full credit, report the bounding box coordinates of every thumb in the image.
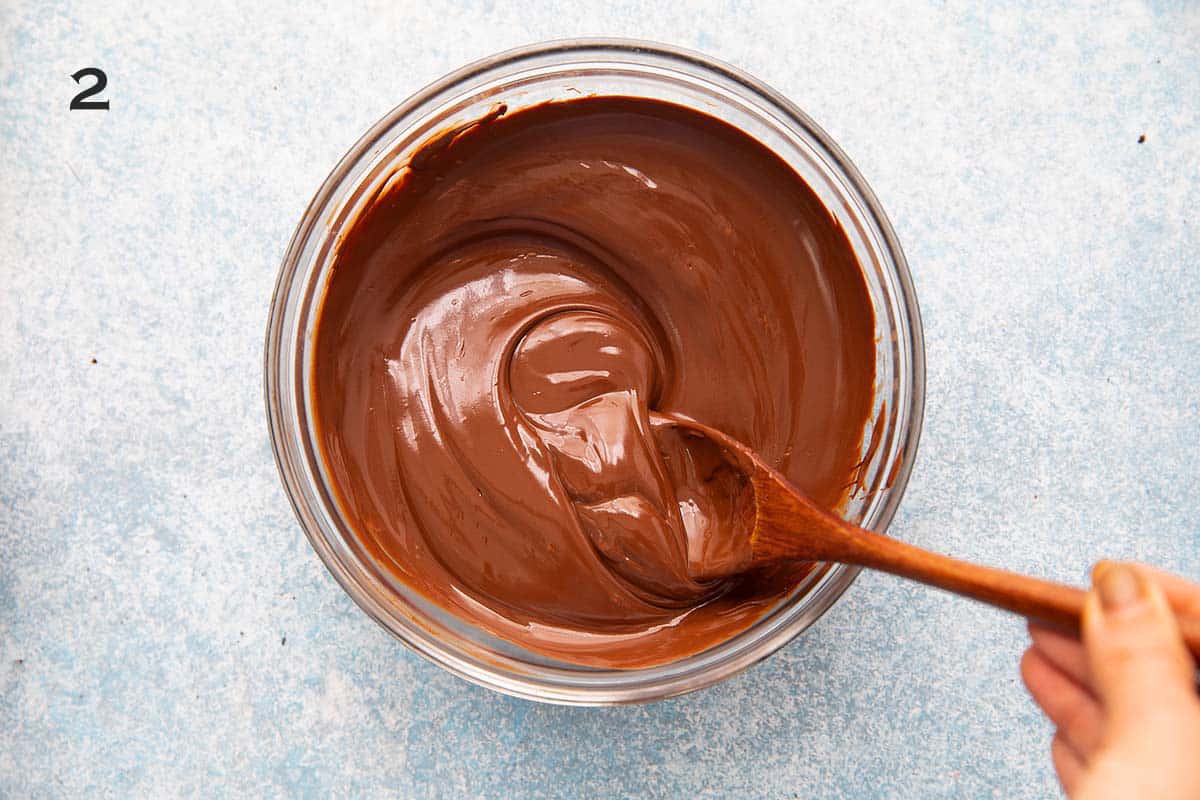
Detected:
[1082,561,1197,724]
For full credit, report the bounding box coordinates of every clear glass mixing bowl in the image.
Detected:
[264,39,925,705]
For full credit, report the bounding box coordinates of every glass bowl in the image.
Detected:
[264,39,925,705]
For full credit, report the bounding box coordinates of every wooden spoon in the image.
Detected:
[656,416,1200,659]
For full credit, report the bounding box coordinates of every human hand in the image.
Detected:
[1021,562,1200,799]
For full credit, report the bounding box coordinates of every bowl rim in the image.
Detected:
[264,37,926,705]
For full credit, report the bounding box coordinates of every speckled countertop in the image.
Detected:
[2,2,1197,797]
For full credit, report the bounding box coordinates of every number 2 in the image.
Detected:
[70,68,109,110]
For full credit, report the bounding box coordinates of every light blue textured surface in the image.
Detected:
[2,2,1198,797]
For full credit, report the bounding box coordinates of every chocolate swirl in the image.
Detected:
[313,97,876,667]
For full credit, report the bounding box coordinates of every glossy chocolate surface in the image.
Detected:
[312,97,876,667]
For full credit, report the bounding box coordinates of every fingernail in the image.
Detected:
[1096,563,1144,612]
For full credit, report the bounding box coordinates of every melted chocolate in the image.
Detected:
[312,97,876,667]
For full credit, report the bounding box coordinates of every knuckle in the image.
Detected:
[1103,639,1190,679]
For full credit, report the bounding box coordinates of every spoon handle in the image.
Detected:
[837,528,1200,660]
